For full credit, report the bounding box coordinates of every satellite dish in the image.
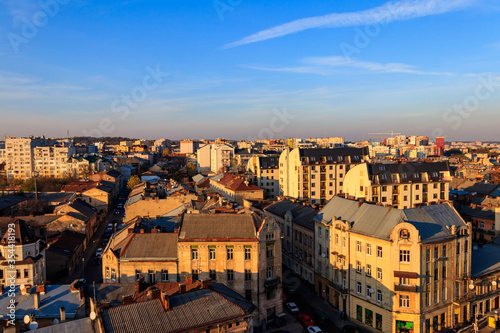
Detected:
[24,315,30,324]
[53,318,59,325]
[90,312,96,320]
[29,321,38,330]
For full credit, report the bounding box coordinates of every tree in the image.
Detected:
[162,147,172,157]
[127,175,141,190]
[186,162,197,177]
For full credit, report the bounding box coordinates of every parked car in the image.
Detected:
[298,314,315,327]
[104,231,111,237]
[107,223,113,229]
[117,203,123,208]
[95,248,103,257]
[306,326,323,333]
[285,302,299,314]
[313,311,330,326]
[115,209,120,215]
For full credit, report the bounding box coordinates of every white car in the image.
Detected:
[285,302,299,314]
[95,248,103,257]
[107,223,113,229]
[307,326,323,333]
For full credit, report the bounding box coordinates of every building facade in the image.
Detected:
[279,147,370,204]
[178,213,282,327]
[314,196,472,333]
[247,156,280,199]
[343,162,451,209]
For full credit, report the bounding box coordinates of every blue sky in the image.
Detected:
[0,0,499,141]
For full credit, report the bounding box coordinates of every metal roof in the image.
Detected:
[120,233,178,260]
[179,214,258,240]
[101,288,249,333]
[471,244,500,278]
[0,285,84,320]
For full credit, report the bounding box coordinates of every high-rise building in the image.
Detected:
[436,137,445,156]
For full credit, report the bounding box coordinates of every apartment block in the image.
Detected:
[247,155,280,199]
[279,147,370,204]
[343,161,451,209]
[178,213,282,326]
[34,145,76,178]
[3,136,49,179]
[314,196,472,333]
[196,143,235,173]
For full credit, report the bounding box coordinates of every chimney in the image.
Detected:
[60,307,66,323]
[184,275,193,285]
[122,295,134,305]
[160,291,171,311]
[358,198,364,208]
[148,287,161,299]
[36,284,46,295]
[201,279,212,289]
[179,283,187,294]
[34,292,40,309]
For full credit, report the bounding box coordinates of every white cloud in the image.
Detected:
[224,0,476,48]
[245,56,452,76]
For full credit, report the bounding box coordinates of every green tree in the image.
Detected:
[186,162,197,177]
[162,147,172,157]
[127,175,141,190]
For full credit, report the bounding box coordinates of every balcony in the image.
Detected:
[265,277,281,288]
[394,284,418,292]
[454,291,476,303]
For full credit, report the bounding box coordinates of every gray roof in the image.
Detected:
[34,192,76,204]
[179,213,258,240]
[471,244,500,278]
[192,174,206,184]
[0,194,28,211]
[316,196,466,242]
[120,233,178,260]
[85,284,136,306]
[28,318,93,333]
[265,200,317,231]
[0,285,83,320]
[101,288,249,333]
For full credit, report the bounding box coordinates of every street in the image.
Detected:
[58,190,128,285]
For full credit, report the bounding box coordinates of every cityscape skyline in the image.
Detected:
[1,0,500,140]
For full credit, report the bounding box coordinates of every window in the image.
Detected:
[191,248,198,260]
[400,250,410,263]
[209,248,216,260]
[400,229,410,239]
[366,243,371,255]
[367,264,372,277]
[376,313,382,331]
[267,266,274,279]
[318,226,322,237]
[377,268,382,280]
[149,270,155,283]
[24,269,29,278]
[357,305,363,321]
[377,289,382,303]
[377,246,383,258]
[357,282,362,293]
[111,268,116,281]
[342,236,346,248]
[335,234,339,245]
[227,269,234,281]
[426,248,430,262]
[400,277,410,285]
[356,261,362,273]
[227,248,233,260]
[209,269,216,281]
[434,246,439,259]
[192,269,199,281]
[161,270,168,282]
[357,241,362,252]
[245,289,252,301]
[245,247,251,260]
[245,269,251,281]
[266,246,274,259]
[135,270,142,281]
[106,267,110,279]
[399,295,410,308]
[366,285,372,298]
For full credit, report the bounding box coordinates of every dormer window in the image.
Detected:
[400,229,410,239]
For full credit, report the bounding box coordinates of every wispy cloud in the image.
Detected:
[224,0,476,48]
[246,56,452,76]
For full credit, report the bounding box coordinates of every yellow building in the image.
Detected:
[343,162,451,209]
[178,213,283,328]
[33,145,76,178]
[279,147,370,205]
[3,136,48,179]
[102,221,178,284]
[314,196,472,333]
[247,156,280,199]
